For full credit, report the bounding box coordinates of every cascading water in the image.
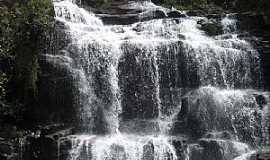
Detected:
[48,0,269,160]
[66,134,178,160]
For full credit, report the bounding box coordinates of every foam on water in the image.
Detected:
[233,151,257,160]
[221,14,237,34]
[181,86,269,145]
[53,0,262,136]
[66,134,177,160]
[51,0,266,159]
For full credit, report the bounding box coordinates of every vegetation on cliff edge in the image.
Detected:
[0,0,54,125]
[152,0,270,13]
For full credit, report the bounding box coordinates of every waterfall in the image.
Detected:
[65,134,177,160]
[48,0,269,160]
[54,0,122,134]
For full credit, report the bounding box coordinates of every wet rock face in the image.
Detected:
[119,43,160,120]
[157,41,199,117]
[97,14,139,25]
[97,9,167,25]
[0,140,18,160]
[33,1,270,159]
[140,10,167,21]
[236,13,270,90]
[200,22,223,36]
[48,20,72,56]
[119,119,160,134]
[252,151,270,160]
[85,0,168,25]
[142,141,154,160]
[109,144,127,160]
[255,94,267,108]
[188,144,204,160]
[37,20,77,124]
[236,13,268,32]
[198,19,223,36]
[21,125,74,160]
[203,131,235,140]
[157,41,199,88]
[38,54,77,124]
[170,137,188,160]
[187,139,250,160]
[118,41,200,121]
[153,10,167,19]
[167,11,186,18]
[172,87,270,145]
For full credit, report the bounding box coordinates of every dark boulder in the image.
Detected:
[203,131,235,140]
[140,10,167,21]
[188,144,204,160]
[186,10,206,17]
[188,139,250,160]
[143,141,154,160]
[199,20,223,36]
[206,14,224,20]
[37,19,77,124]
[22,126,74,160]
[199,139,249,160]
[153,10,167,19]
[109,144,126,160]
[119,119,160,134]
[38,54,78,124]
[0,141,14,156]
[167,10,186,18]
[47,20,72,56]
[98,9,166,25]
[97,14,139,25]
[254,94,267,108]
[232,150,270,160]
[170,136,189,160]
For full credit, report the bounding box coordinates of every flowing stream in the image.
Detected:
[47,0,270,160]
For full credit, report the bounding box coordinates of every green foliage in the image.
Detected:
[0,0,54,109]
[0,0,54,56]
[154,0,270,13]
[0,0,54,125]
[0,123,25,140]
[0,72,8,100]
[1,0,54,56]
[13,0,54,42]
[82,0,117,8]
[0,6,15,57]
[10,0,54,103]
[0,102,23,120]
[0,72,24,122]
[233,0,270,13]
[153,0,208,10]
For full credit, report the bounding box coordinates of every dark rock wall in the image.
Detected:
[119,41,200,121]
[171,87,270,146]
[236,13,270,90]
[119,43,160,120]
[37,20,77,124]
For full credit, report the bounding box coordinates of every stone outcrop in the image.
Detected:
[22,125,74,160]
[235,12,270,90]
[167,10,186,18]
[171,87,270,145]
[188,139,250,160]
[0,139,18,160]
[198,19,223,36]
